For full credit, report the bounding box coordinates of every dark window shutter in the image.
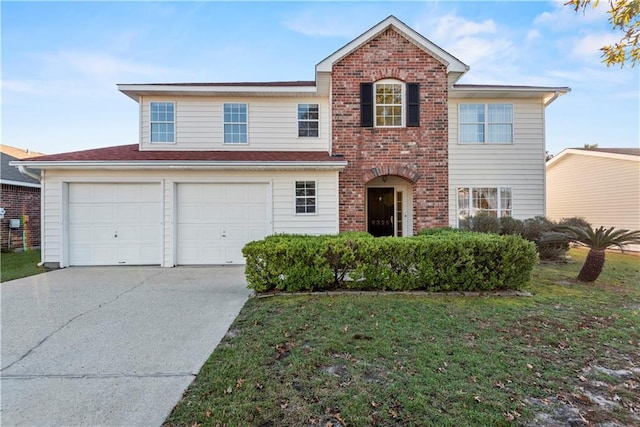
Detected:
[407,83,420,127]
[360,83,373,127]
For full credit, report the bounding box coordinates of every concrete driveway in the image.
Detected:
[1,266,251,426]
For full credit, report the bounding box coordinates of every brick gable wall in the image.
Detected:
[331,28,449,233]
[0,184,41,250]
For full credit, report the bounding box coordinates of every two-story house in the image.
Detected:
[14,16,569,268]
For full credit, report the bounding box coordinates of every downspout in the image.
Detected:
[544,91,560,107]
[17,165,41,181]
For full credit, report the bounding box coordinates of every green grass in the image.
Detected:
[165,248,640,426]
[0,250,46,282]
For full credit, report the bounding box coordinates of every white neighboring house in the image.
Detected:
[13,16,569,268]
[546,148,640,251]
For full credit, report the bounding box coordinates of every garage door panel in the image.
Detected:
[68,183,161,266]
[202,206,222,218]
[92,185,117,202]
[177,183,269,265]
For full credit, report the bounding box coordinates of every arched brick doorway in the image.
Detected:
[365,175,413,236]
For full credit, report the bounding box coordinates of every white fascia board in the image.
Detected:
[12,161,348,171]
[547,148,640,167]
[315,16,469,75]
[117,84,318,101]
[0,179,41,188]
[451,86,570,100]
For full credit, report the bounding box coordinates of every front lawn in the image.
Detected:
[0,250,46,282]
[165,249,640,426]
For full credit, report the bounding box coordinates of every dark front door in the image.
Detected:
[367,188,394,237]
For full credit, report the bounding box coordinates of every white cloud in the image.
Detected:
[570,32,618,61]
[281,9,368,38]
[432,14,497,40]
[414,12,515,83]
[526,29,540,42]
[533,0,608,30]
[1,79,98,97]
[40,51,170,80]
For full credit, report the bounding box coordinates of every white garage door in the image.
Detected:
[68,183,162,266]
[177,183,270,265]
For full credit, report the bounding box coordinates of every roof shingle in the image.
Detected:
[21,144,342,163]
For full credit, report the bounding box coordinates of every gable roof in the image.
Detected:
[316,15,469,77]
[547,147,640,168]
[12,144,347,171]
[1,152,41,187]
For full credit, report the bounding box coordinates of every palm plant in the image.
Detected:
[548,226,640,282]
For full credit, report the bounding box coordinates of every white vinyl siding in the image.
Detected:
[40,169,339,267]
[448,98,546,225]
[547,153,640,234]
[139,97,329,151]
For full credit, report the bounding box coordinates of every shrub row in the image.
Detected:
[456,214,591,260]
[242,231,538,293]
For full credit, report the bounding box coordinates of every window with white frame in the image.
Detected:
[298,104,319,137]
[375,80,404,127]
[150,102,175,143]
[457,187,512,221]
[459,104,513,143]
[224,103,248,144]
[295,181,316,214]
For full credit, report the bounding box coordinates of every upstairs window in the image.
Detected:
[298,104,319,137]
[295,181,316,214]
[459,104,513,143]
[224,103,248,144]
[457,187,512,221]
[375,81,403,127]
[150,102,175,143]
[361,80,419,128]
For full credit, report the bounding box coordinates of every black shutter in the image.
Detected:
[360,83,373,127]
[407,83,420,127]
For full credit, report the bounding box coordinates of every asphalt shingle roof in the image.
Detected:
[1,152,40,185]
[21,144,343,163]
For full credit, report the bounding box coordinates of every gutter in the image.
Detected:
[17,165,41,181]
[10,160,349,171]
[544,90,561,107]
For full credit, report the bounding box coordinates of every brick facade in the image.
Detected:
[331,28,449,233]
[0,184,41,250]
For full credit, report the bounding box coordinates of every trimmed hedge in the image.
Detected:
[242,232,538,293]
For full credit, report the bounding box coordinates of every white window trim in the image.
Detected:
[223,103,249,145]
[149,101,176,144]
[294,180,317,215]
[458,103,514,145]
[374,79,405,128]
[456,186,512,226]
[297,103,320,138]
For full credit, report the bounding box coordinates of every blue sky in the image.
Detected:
[2,1,638,156]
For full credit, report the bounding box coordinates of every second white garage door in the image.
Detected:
[176,183,270,265]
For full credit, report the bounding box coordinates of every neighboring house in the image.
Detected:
[1,145,44,250]
[546,147,640,251]
[13,16,569,268]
